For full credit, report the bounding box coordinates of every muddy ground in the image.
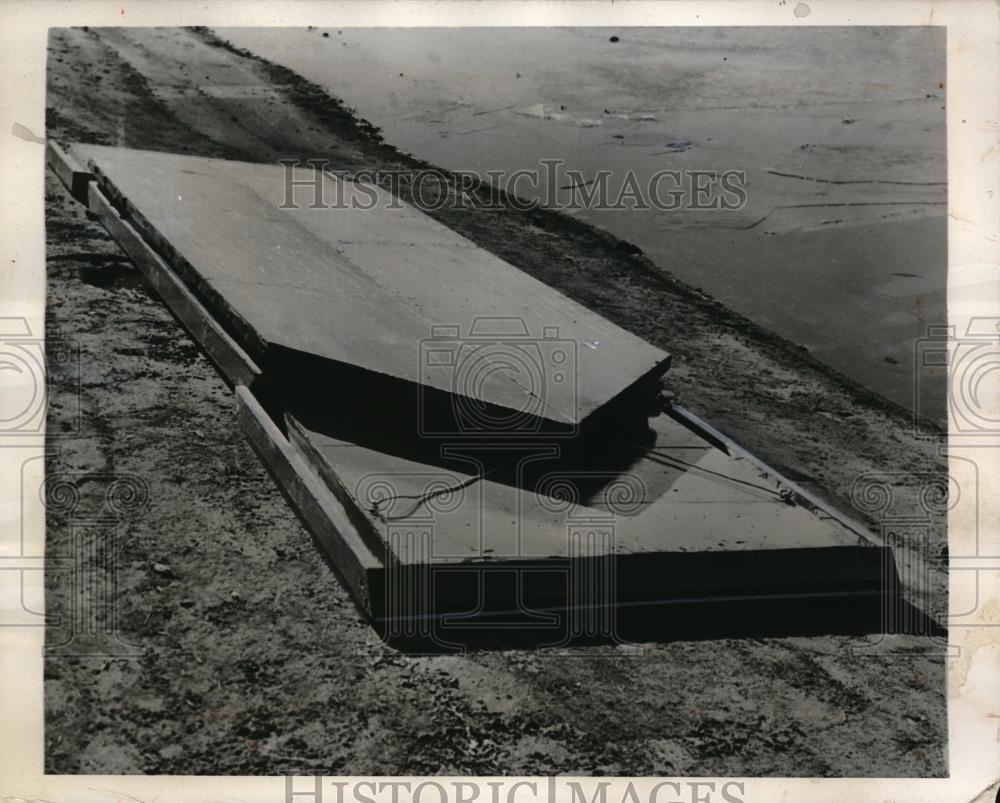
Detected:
[44,27,947,776]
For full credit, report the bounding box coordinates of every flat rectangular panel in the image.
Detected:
[72,144,670,431]
[287,407,864,564]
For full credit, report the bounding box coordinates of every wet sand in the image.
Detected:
[219,26,947,419]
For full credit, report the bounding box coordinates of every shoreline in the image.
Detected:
[43,26,948,776]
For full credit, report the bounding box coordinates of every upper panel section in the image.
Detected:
[75,144,670,431]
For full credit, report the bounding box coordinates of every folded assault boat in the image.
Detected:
[47,143,901,647]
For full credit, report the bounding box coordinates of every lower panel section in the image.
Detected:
[235,385,922,652]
